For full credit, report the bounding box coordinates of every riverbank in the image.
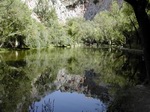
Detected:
[108,85,150,112]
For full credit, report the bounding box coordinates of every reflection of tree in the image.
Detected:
[49,69,109,102]
[6,60,26,68]
[115,52,146,84]
[29,99,55,112]
[0,61,31,112]
[33,67,57,96]
[26,48,144,108]
[83,69,109,102]
[0,48,145,111]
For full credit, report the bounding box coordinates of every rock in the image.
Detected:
[22,0,85,23]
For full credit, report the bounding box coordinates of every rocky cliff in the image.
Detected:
[22,0,123,22]
[22,0,85,22]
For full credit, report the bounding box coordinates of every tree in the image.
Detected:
[0,0,32,48]
[33,0,58,26]
[124,0,150,82]
[84,0,150,82]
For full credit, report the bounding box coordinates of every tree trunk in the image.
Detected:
[125,0,150,82]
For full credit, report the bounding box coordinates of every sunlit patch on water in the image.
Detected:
[29,90,107,112]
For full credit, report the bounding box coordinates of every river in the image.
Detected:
[0,47,145,112]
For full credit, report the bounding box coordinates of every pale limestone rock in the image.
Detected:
[21,0,84,22]
[21,0,113,22]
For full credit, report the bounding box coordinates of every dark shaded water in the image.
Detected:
[0,48,145,112]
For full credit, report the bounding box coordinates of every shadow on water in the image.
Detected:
[0,48,147,112]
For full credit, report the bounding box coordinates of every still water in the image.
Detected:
[0,48,144,112]
[29,90,106,112]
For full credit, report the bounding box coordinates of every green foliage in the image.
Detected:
[49,23,72,47]
[64,1,138,47]
[0,0,32,48]
[26,0,71,48]
[0,0,63,48]
[93,2,126,45]
[66,18,85,44]
[0,0,141,49]
[25,21,50,48]
[33,0,58,26]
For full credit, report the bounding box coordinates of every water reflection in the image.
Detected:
[31,68,109,112]
[0,61,31,112]
[0,48,144,112]
[29,90,106,112]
